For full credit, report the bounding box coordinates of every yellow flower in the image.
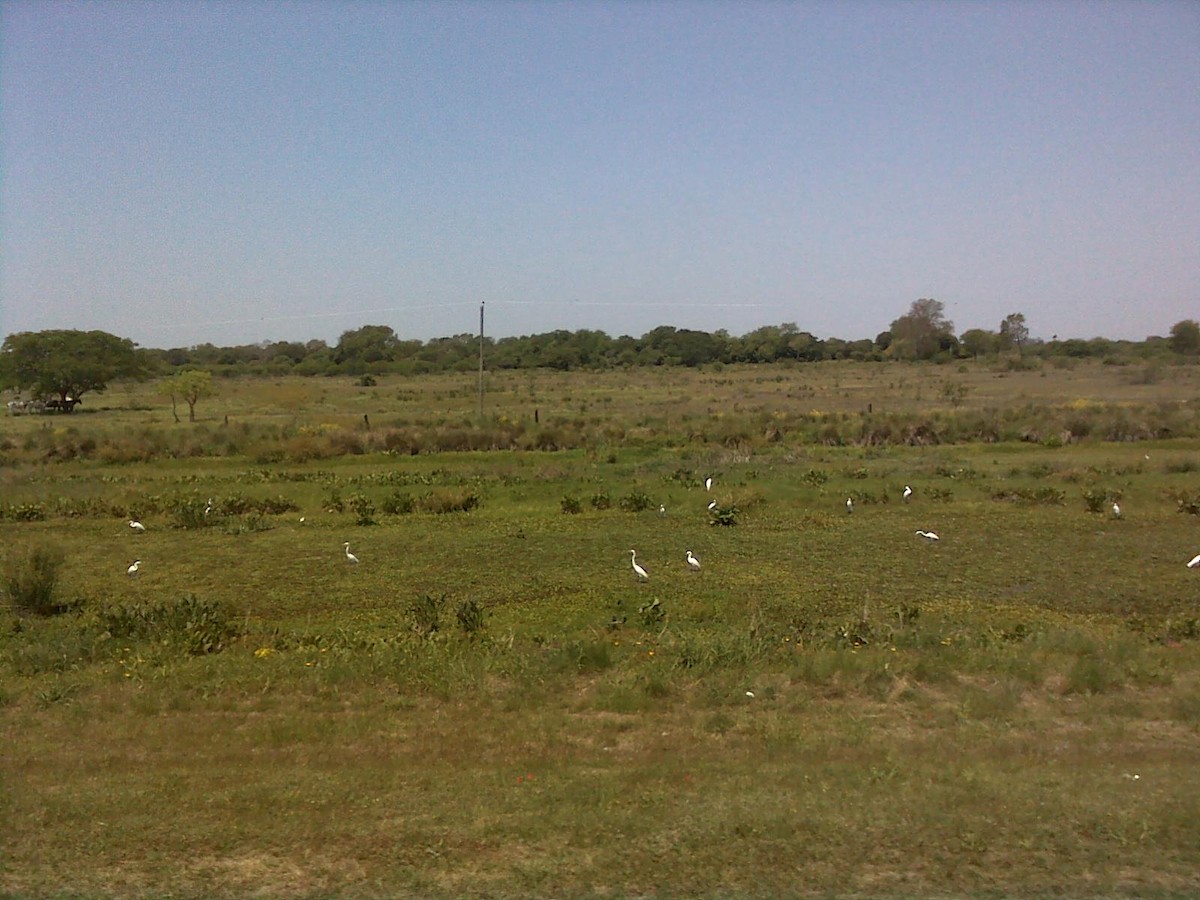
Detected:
[254,647,274,658]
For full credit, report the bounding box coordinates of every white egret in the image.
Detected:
[204,498,213,517]
[846,497,854,514]
[299,516,306,524]
[915,530,940,541]
[343,542,359,565]
[659,504,666,517]
[128,520,146,533]
[127,559,141,576]
[707,499,718,511]
[629,549,648,582]
[1188,554,1200,569]
[705,477,713,492]
[903,486,913,502]
[1112,502,1121,518]
[686,550,701,572]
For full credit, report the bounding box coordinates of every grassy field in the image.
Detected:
[3,360,1200,898]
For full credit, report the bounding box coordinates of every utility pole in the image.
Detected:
[478,301,485,419]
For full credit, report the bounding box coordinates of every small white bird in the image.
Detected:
[1112,502,1121,518]
[204,498,213,517]
[686,550,701,572]
[1188,554,1200,569]
[915,530,940,541]
[629,549,649,582]
[127,559,141,576]
[903,485,913,502]
[705,476,713,492]
[128,520,145,532]
[846,497,854,514]
[659,504,667,517]
[299,516,306,524]
[343,542,359,565]
[707,499,718,511]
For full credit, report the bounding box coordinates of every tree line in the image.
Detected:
[2,303,1198,406]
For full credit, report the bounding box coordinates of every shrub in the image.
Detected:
[560,495,582,514]
[348,492,377,526]
[419,490,479,514]
[98,594,240,655]
[455,598,486,636]
[590,491,612,510]
[381,491,416,515]
[619,490,654,513]
[3,544,69,616]
[709,503,740,527]
[408,593,446,636]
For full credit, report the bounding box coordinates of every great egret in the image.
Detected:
[128,520,145,532]
[659,504,666,517]
[204,498,213,517]
[343,542,359,565]
[846,497,854,514]
[1188,554,1200,569]
[1112,502,1121,518]
[903,486,913,502]
[127,559,141,576]
[915,530,940,541]
[629,549,648,582]
[686,550,701,572]
[707,499,718,512]
[705,477,713,492]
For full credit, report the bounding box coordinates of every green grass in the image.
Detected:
[3,361,1200,897]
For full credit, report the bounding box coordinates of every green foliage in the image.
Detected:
[408,593,446,636]
[381,491,415,515]
[1081,488,1120,514]
[160,369,214,422]
[638,597,666,628]
[1173,490,1200,516]
[708,503,739,527]
[559,495,582,514]
[3,544,68,616]
[419,489,479,514]
[618,490,654,513]
[348,492,377,526]
[98,594,241,655]
[0,328,145,402]
[455,597,486,636]
[589,491,612,510]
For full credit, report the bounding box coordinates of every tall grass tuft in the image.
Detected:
[3,544,69,616]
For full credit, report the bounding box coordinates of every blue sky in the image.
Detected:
[2,0,1196,349]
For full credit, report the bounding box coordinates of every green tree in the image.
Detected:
[161,369,214,422]
[960,328,998,359]
[1169,319,1200,355]
[999,313,1030,356]
[889,299,955,360]
[0,329,144,406]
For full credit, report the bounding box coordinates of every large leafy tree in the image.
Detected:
[1169,319,1200,355]
[0,329,144,404]
[999,313,1030,356]
[889,299,955,360]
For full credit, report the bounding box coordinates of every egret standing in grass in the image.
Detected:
[1188,554,1200,569]
[686,550,701,572]
[204,498,213,517]
[629,549,649,582]
[707,499,718,512]
[127,559,141,576]
[343,542,359,565]
[915,530,940,541]
[705,476,713,492]
[1112,502,1121,519]
[903,485,913,502]
[846,497,854,514]
[128,520,145,533]
[659,504,666,518]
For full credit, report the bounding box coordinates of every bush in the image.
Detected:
[619,490,654,513]
[455,598,486,636]
[348,492,377,526]
[98,594,240,655]
[381,491,416,515]
[3,544,69,616]
[560,495,582,514]
[419,490,479,514]
[408,593,446,636]
[709,503,739,527]
[590,491,612,510]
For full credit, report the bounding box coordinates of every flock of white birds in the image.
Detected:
[122,476,1200,579]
